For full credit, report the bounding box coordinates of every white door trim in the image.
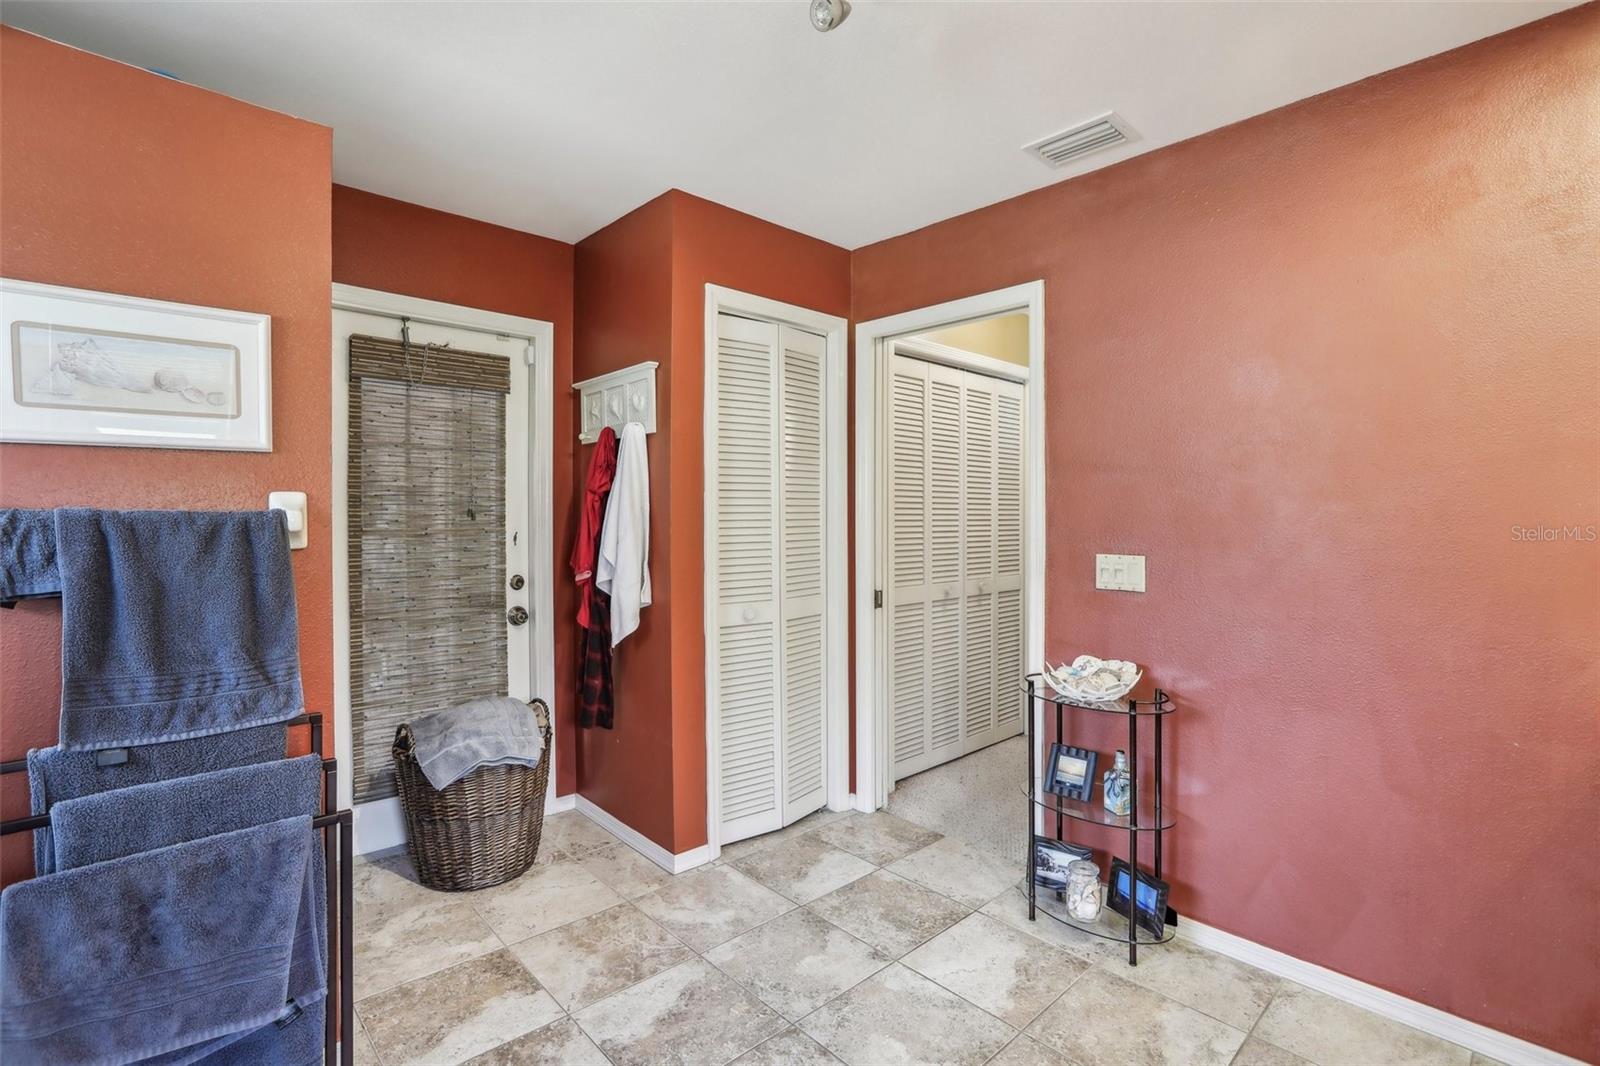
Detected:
[704,284,850,862]
[331,282,556,854]
[854,282,1046,812]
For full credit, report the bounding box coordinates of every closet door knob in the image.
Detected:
[742,608,757,623]
[507,606,529,626]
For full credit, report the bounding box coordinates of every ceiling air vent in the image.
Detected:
[1024,112,1137,168]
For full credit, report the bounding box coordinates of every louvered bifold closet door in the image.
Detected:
[992,381,1026,733]
[961,377,1000,748]
[886,357,929,779]
[887,356,1027,785]
[960,373,1026,749]
[888,357,964,780]
[778,325,828,824]
[714,314,783,843]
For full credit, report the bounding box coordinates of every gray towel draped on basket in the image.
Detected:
[408,695,545,791]
[0,816,315,1066]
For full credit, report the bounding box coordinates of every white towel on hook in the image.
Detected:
[596,421,652,645]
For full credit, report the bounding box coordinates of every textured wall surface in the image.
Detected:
[852,8,1600,1059]
[331,185,578,795]
[0,28,333,886]
[572,194,679,847]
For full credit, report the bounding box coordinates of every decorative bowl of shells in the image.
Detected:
[1043,655,1141,703]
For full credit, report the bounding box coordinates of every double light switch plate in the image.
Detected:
[1095,553,1145,592]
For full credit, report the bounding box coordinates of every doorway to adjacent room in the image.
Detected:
[853,284,1045,864]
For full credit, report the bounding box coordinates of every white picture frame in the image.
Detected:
[0,278,271,451]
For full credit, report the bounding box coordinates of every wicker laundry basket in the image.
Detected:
[392,698,551,892]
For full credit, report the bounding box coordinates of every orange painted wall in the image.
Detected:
[572,191,849,852]
[852,9,1600,1059]
[572,195,678,846]
[331,185,579,795]
[0,28,333,884]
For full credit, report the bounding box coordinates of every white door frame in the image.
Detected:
[331,282,557,854]
[703,284,850,861]
[853,281,1046,812]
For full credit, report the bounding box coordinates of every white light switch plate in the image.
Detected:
[267,491,309,550]
[1095,553,1145,592]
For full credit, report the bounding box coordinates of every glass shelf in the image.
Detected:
[1025,789,1176,832]
[1021,675,1173,716]
[1012,885,1176,946]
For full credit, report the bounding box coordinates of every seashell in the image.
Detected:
[154,369,189,392]
[205,391,225,406]
[1044,655,1141,702]
[181,386,207,404]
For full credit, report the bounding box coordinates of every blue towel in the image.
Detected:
[135,996,324,1066]
[49,756,328,1066]
[187,998,324,1066]
[27,722,287,875]
[0,508,58,601]
[54,507,304,751]
[0,816,314,1066]
[409,695,545,790]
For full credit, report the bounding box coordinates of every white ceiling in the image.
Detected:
[1,1,1571,248]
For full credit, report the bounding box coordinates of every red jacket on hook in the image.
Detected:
[573,426,618,728]
[571,426,617,630]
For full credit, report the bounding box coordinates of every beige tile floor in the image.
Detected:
[354,809,1493,1066]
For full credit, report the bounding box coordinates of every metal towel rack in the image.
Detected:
[0,713,355,1066]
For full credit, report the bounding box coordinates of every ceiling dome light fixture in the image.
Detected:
[810,0,851,32]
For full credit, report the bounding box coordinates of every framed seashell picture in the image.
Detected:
[1,278,271,451]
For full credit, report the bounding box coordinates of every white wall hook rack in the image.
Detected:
[573,361,658,444]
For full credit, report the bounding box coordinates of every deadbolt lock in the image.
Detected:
[509,574,526,590]
[507,606,529,626]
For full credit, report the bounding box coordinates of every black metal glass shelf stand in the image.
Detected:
[1023,675,1175,965]
[0,713,355,1066]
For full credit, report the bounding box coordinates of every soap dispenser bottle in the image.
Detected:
[1102,749,1132,817]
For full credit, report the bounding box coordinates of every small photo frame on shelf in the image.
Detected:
[1032,836,1092,891]
[1107,857,1170,939]
[1043,743,1097,802]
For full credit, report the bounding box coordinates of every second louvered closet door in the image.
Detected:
[713,313,829,845]
[887,354,1025,784]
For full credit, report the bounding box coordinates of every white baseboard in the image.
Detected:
[574,795,713,874]
[546,792,576,814]
[1179,919,1585,1066]
[351,796,406,856]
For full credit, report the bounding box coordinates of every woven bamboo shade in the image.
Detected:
[348,334,510,803]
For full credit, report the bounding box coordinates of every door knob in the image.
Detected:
[509,574,525,590]
[507,606,529,626]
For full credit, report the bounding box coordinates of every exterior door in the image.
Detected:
[335,309,533,815]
